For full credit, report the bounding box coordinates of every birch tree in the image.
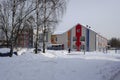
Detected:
[0,2,10,47]
[0,0,67,55]
[0,0,36,56]
[34,0,67,53]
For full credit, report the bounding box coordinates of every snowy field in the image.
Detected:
[0,48,120,80]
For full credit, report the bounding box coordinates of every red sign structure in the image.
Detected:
[75,24,82,51]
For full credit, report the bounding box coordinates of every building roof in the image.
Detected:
[53,23,108,40]
[54,26,73,35]
[54,23,93,35]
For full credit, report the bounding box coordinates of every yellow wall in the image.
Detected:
[51,35,57,44]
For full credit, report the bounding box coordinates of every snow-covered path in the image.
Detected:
[0,50,120,80]
[111,71,120,80]
[114,73,120,80]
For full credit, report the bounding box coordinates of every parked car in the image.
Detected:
[47,44,64,50]
[34,48,41,52]
[0,48,12,57]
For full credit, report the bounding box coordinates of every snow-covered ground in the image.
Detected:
[0,49,120,80]
[0,48,10,54]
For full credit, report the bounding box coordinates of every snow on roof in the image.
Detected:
[53,23,80,35]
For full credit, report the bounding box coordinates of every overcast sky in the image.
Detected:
[0,0,119,39]
[55,0,120,39]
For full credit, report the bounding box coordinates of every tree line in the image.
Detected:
[108,38,120,49]
[0,0,67,56]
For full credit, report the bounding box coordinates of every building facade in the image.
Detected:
[0,26,8,47]
[33,28,52,49]
[96,34,108,51]
[51,24,108,51]
[17,26,33,48]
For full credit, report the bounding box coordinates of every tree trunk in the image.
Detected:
[9,39,13,57]
[9,0,16,57]
[35,0,39,54]
[35,28,38,54]
[43,29,46,53]
[42,0,46,53]
[6,34,9,48]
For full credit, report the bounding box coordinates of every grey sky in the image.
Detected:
[0,0,119,39]
[55,0,120,39]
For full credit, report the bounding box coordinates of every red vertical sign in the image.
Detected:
[75,24,82,51]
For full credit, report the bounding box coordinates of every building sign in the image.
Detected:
[75,24,82,51]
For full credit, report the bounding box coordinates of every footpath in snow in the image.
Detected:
[0,49,120,80]
[112,72,120,80]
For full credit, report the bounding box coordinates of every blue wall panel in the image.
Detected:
[86,29,89,51]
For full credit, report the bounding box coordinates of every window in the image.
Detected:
[73,37,76,41]
[80,36,85,41]
[56,37,57,41]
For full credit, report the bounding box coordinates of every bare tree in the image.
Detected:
[0,0,67,55]
[0,0,36,56]
[43,0,66,53]
[0,1,10,47]
[34,0,67,53]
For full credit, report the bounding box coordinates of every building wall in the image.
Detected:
[38,32,52,48]
[51,33,68,49]
[67,24,82,51]
[96,34,108,51]
[52,24,83,51]
[96,34,101,51]
[17,29,33,48]
[62,33,68,49]
[47,32,52,44]
[89,30,96,51]
[51,35,57,44]
[51,23,107,52]
[86,28,90,51]
[70,26,76,50]
[81,26,86,37]
[81,26,86,50]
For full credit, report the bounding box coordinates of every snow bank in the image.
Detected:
[41,52,56,58]
[17,48,30,55]
[118,50,120,54]
[0,48,10,54]
[0,49,120,80]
